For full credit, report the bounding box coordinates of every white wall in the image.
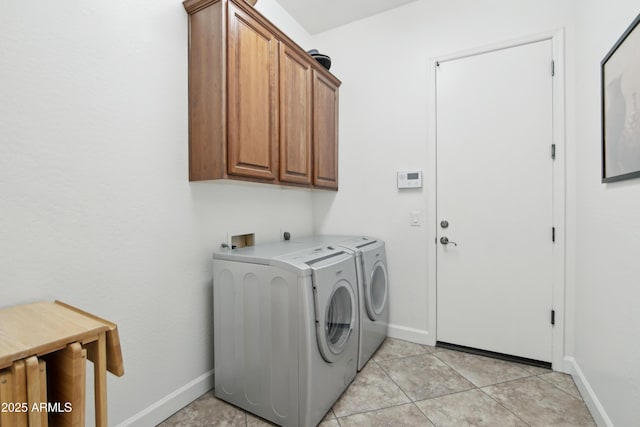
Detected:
[311,0,577,345]
[256,0,313,48]
[572,1,640,425]
[3,0,638,424]
[0,0,313,424]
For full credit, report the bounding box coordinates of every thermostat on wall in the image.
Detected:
[397,171,423,189]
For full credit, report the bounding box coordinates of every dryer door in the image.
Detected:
[362,248,389,321]
[310,254,357,364]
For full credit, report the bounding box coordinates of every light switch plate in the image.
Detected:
[410,211,422,226]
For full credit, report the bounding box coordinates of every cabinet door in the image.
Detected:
[227,3,279,180]
[279,44,312,185]
[313,71,340,189]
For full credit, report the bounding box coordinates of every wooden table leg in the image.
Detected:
[44,342,86,427]
[87,332,108,427]
[38,360,48,427]
[11,360,28,427]
[25,356,42,427]
[0,368,15,427]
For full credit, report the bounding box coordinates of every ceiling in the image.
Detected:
[274,0,421,34]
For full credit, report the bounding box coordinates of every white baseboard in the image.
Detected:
[115,369,214,427]
[387,323,433,346]
[564,357,612,427]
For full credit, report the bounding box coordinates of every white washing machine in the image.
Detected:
[212,242,359,427]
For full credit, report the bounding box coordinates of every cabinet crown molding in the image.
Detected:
[183,0,220,15]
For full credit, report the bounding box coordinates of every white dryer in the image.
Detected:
[212,242,359,427]
[288,235,390,371]
[336,237,389,371]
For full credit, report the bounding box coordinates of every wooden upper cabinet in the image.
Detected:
[185,0,226,181]
[313,71,340,190]
[279,44,312,185]
[227,3,279,180]
[183,0,340,189]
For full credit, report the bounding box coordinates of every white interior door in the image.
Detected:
[436,40,554,363]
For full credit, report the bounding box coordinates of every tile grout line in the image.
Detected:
[389,357,533,427]
[413,386,480,404]
[374,354,483,424]
[331,358,432,423]
[535,372,585,402]
[372,350,437,365]
[334,401,429,424]
[430,350,480,385]
[410,401,437,427]
[479,375,596,426]
[378,351,530,427]
[372,358,421,403]
[477,386,532,427]
[428,350,482,392]
[423,348,538,426]
[410,387,499,427]
[432,349,555,386]
[377,350,479,402]
[479,373,549,389]
[534,375,597,425]
[330,358,412,420]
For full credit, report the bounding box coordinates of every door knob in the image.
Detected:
[440,236,458,246]
[440,220,449,228]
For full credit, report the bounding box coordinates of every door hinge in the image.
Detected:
[551,60,555,76]
[551,309,556,325]
[551,144,556,160]
[552,227,556,242]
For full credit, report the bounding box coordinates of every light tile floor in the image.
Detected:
[158,338,595,426]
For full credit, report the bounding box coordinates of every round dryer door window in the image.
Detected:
[366,263,388,320]
[319,281,356,363]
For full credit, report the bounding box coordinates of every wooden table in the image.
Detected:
[0,301,124,427]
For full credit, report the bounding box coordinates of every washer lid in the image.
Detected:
[213,240,315,264]
[273,245,353,274]
[336,236,384,253]
[212,236,354,265]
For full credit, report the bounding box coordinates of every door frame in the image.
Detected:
[426,29,568,371]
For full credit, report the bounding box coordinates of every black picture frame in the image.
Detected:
[601,12,640,183]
